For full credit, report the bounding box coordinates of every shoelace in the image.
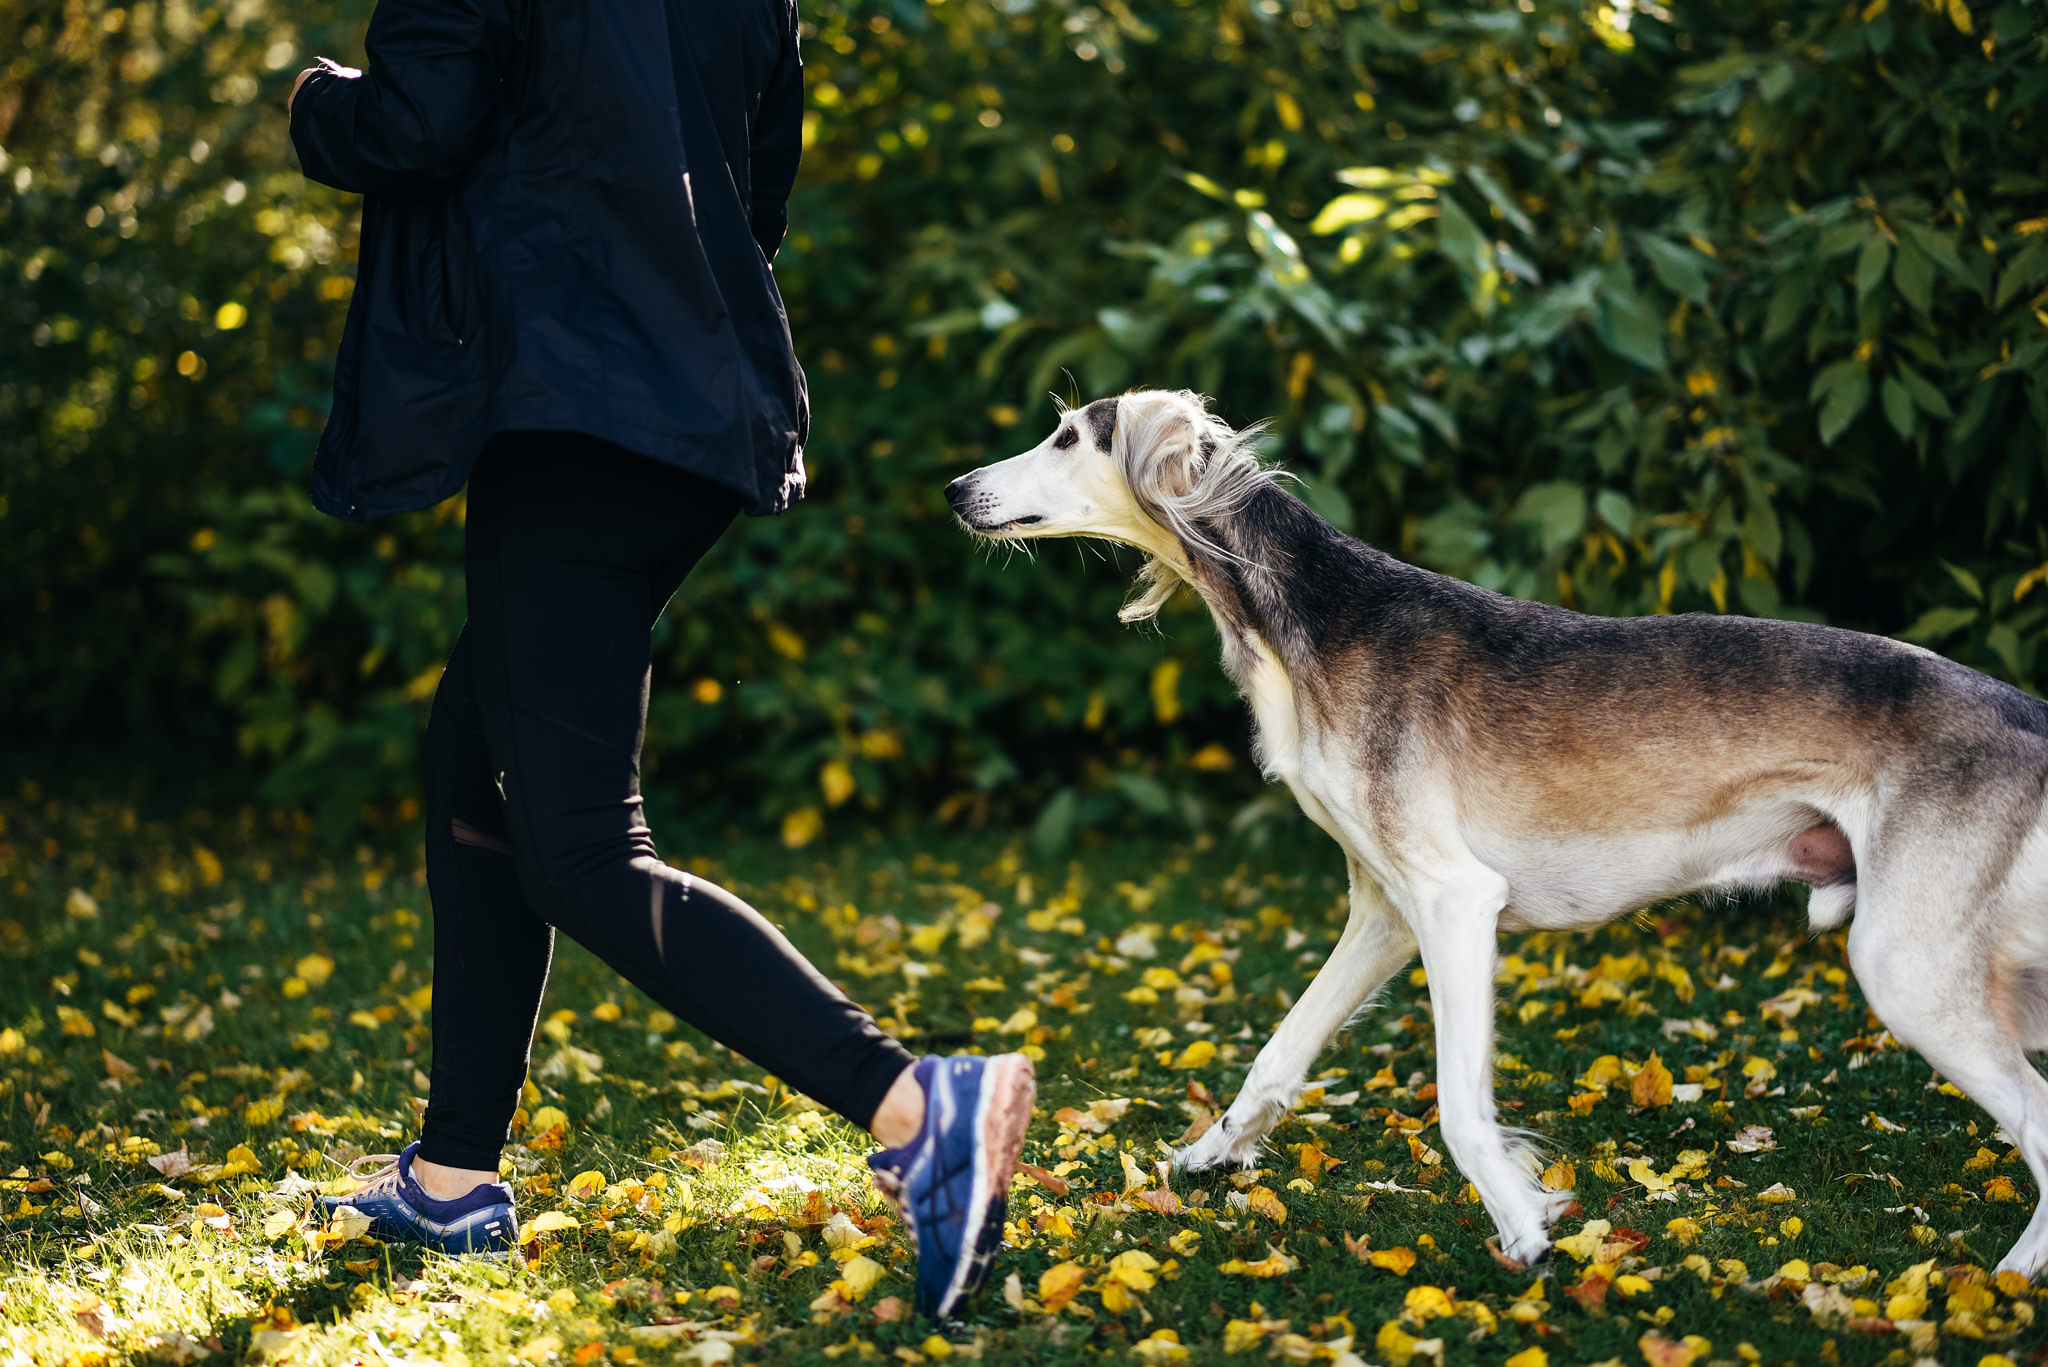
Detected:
[333,1152,405,1199]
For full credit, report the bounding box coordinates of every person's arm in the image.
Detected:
[748,1,804,262]
[289,0,504,198]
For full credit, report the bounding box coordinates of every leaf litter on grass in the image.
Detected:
[1,795,2046,1364]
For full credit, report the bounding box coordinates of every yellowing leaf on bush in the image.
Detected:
[1630,1053,1675,1108]
[782,806,823,849]
[1367,1246,1417,1275]
[1040,1260,1087,1313]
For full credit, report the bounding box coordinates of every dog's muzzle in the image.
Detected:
[944,474,975,518]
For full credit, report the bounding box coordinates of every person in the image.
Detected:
[283,0,1033,1321]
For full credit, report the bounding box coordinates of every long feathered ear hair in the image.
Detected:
[1112,390,1274,624]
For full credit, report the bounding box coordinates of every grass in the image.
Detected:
[1,791,2044,1367]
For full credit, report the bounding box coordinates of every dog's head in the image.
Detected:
[945,389,1271,620]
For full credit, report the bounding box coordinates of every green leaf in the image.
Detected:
[1897,221,1969,281]
[1111,772,1174,817]
[1995,238,2048,309]
[1939,559,1985,602]
[1598,277,1668,372]
[1640,234,1712,305]
[1595,488,1635,536]
[1856,232,1893,301]
[1031,788,1079,857]
[1435,194,1491,282]
[1744,496,1782,567]
[1290,469,1355,530]
[1512,482,1588,556]
[1308,192,1389,235]
[1897,605,1980,642]
[1893,241,1935,314]
[1764,280,1808,344]
[215,634,258,702]
[1881,375,1916,440]
[1895,360,1954,418]
[1810,359,1871,445]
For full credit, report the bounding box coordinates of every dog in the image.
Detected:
[945,387,2048,1276]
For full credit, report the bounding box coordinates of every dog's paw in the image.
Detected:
[1173,1115,1260,1172]
[1494,1228,1554,1270]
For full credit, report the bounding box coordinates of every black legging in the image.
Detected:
[417,430,915,1171]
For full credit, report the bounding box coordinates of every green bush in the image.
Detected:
[6,0,2046,838]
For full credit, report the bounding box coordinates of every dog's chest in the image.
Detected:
[1233,635,1302,782]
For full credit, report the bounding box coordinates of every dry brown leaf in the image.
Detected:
[1135,1187,1183,1215]
[1017,1160,1068,1196]
[1630,1053,1674,1109]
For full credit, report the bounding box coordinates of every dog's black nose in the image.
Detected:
[944,475,973,512]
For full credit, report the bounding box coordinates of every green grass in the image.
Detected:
[1,792,2045,1367]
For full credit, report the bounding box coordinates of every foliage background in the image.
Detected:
[5,0,2048,839]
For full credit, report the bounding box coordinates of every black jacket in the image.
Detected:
[290,0,808,519]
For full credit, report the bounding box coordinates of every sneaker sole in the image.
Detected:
[932,1052,1036,1320]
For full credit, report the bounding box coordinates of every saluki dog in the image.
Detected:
[945,387,2048,1276]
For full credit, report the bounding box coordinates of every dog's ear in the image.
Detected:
[1114,393,1216,506]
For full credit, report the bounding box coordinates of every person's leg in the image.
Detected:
[416,629,558,1183]
[463,430,917,1130]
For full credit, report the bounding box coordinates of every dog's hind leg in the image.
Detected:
[1403,860,1568,1267]
[1848,895,2048,1277]
[1178,864,1415,1172]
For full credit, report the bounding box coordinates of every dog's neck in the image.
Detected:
[1178,484,1350,668]
[1163,481,1393,778]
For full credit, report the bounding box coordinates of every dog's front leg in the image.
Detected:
[1178,868,1415,1172]
[1406,865,1569,1266]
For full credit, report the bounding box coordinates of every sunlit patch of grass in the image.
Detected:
[3,794,2047,1364]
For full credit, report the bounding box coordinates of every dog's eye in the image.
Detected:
[1052,426,1079,450]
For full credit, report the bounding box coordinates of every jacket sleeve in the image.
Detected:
[290,0,505,198]
[747,2,804,263]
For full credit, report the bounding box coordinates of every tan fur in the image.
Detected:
[948,388,2048,1277]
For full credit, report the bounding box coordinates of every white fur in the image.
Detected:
[948,389,2048,1277]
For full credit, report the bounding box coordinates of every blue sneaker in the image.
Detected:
[867,1053,1036,1321]
[314,1141,517,1257]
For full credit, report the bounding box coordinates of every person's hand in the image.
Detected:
[288,62,360,115]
